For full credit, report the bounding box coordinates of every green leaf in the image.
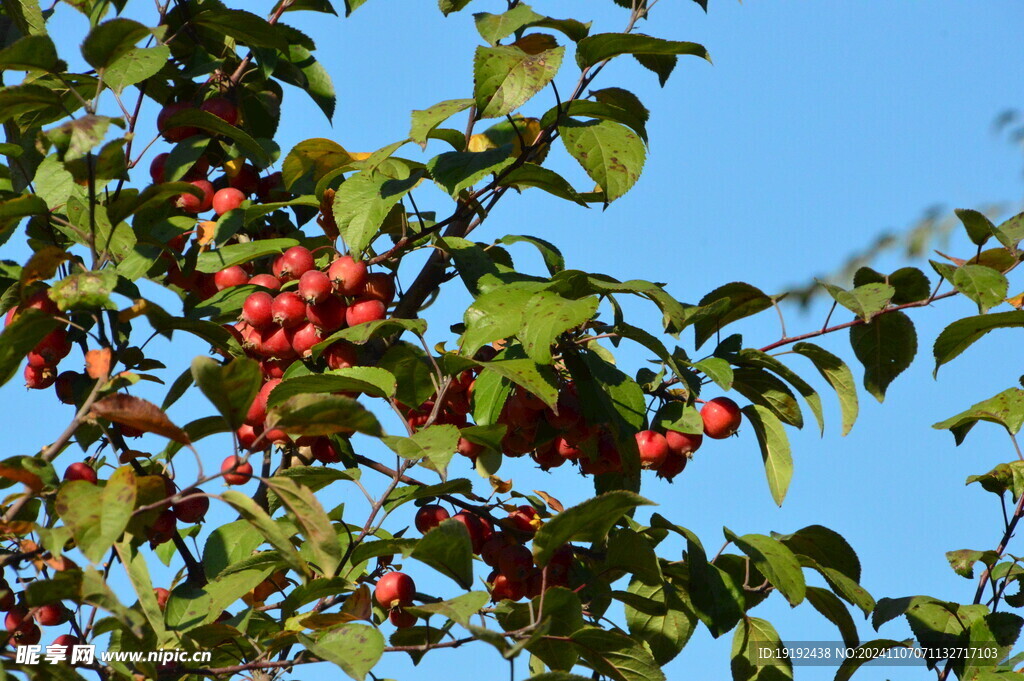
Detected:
[382,424,461,478]
[301,624,384,681]
[313,318,427,353]
[532,491,654,566]
[410,98,474,148]
[377,341,436,410]
[849,311,917,401]
[693,282,773,350]
[411,518,475,588]
[473,44,565,119]
[572,627,666,681]
[853,266,932,305]
[967,461,1024,501]
[805,586,859,647]
[955,208,996,246]
[0,35,63,71]
[193,8,289,50]
[741,405,793,506]
[438,0,473,16]
[266,393,382,437]
[775,525,861,583]
[607,529,662,585]
[265,477,342,578]
[474,5,543,44]
[731,367,803,429]
[520,292,599,364]
[559,119,645,202]
[0,308,58,388]
[471,365,513,426]
[220,490,307,576]
[103,45,169,94]
[576,33,710,69]
[498,163,588,206]
[945,549,999,579]
[834,640,911,681]
[993,210,1024,250]
[499,235,566,275]
[195,238,298,273]
[792,342,859,436]
[282,138,353,190]
[3,0,46,37]
[932,388,1024,445]
[482,356,559,408]
[159,108,271,166]
[55,466,136,564]
[821,282,894,321]
[274,45,335,120]
[723,529,805,606]
[953,264,1009,313]
[463,285,533,357]
[41,115,118,163]
[406,591,489,625]
[734,349,823,435]
[427,146,514,196]
[333,170,419,256]
[81,18,152,70]
[622,579,695,665]
[730,617,792,681]
[269,368,397,405]
[933,311,1024,373]
[190,356,262,429]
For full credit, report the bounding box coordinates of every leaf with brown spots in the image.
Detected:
[19,246,71,288]
[89,394,190,444]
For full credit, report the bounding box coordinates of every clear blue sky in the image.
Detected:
[8,1,1024,679]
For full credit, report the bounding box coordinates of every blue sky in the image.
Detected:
[7,1,1024,679]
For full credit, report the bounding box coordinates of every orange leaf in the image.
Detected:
[85,348,113,379]
[0,521,35,536]
[0,464,43,491]
[89,394,190,444]
[534,490,564,513]
[489,476,513,494]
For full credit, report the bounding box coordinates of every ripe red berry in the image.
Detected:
[665,430,703,456]
[34,603,64,626]
[345,298,386,327]
[481,533,514,567]
[273,246,315,282]
[241,291,275,329]
[328,256,368,296]
[507,505,540,535]
[52,634,80,648]
[236,424,264,451]
[254,326,297,359]
[30,330,70,368]
[199,97,238,125]
[553,436,581,460]
[157,102,198,142]
[307,296,348,332]
[176,179,214,214]
[212,187,245,216]
[154,587,170,610]
[249,273,282,291]
[257,171,288,203]
[636,430,670,469]
[271,292,306,328]
[498,544,534,582]
[656,452,687,482]
[24,363,56,389]
[289,322,323,357]
[415,505,450,534]
[24,289,60,316]
[0,584,14,611]
[4,607,27,633]
[229,163,260,195]
[173,488,209,524]
[374,571,415,609]
[214,265,249,290]
[532,440,565,469]
[310,438,341,463]
[150,152,169,184]
[148,509,177,546]
[323,340,358,369]
[451,511,490,554]
[260,358,290,379]
[221,455,253,485]
[701,397,742,439]
[245,378,281,427]
[298,270,332,304]
[457,437,484,459]
[388,607,417,628]
[63,462,97,484]
[14,622,40,645]
[362,272,396,304]
[489,572,525,602]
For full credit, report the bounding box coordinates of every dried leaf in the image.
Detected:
[89,394,190,444]
[337,583,373,622]
[489,476,513,493]
[534,489,564,512]
[0,464,43,491]
[21,247,71,288]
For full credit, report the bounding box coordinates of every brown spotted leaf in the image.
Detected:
[89,394,190,444]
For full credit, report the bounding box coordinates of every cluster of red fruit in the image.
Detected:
[212,246,395,482]
[63,462,209,548]
[404,364,744,481]
[1,580,76,649]
[7,290,72,391]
